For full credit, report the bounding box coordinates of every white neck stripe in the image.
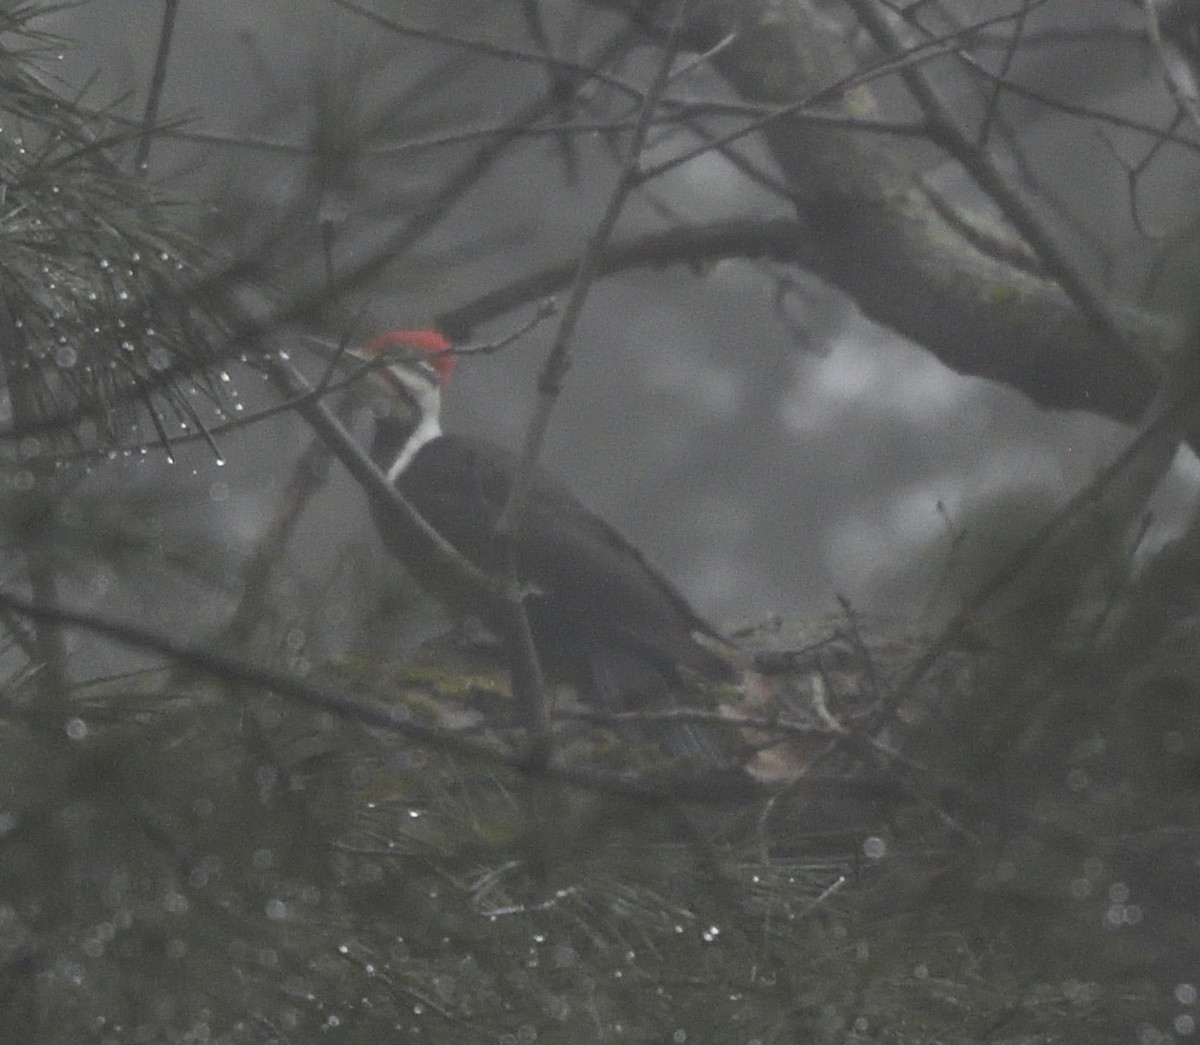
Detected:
[378,361,443,481]
[387,412,441,482]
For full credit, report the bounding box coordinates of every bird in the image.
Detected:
[349,328,738,758]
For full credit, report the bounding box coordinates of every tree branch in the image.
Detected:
[135,0,181,174]
[0,586,761,804]
[489,0,690,769]
[437,217,814,338]
[841,0,1143,370]
[262,354,504,607]
[672,0,1179,423]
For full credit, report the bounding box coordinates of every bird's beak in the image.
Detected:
[307,337,362,367]
[307,337,388,377]
[298,339,393,413]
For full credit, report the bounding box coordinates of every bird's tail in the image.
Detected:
[581,641,730,764]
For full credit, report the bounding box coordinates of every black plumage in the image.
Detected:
[357,330,736,757]
[372,421,733,688]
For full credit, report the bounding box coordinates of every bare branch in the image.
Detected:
[0,301,71,715]
[878,337,1200,728]
[635,1,1046,186]
[135,0,181,174]
[481,1,693,769]
[843,0,1143,369]
[438,218,811,338]
[977,0,1034,146]
[1143,0,1200,131]
[519,0,581,180]
[327,0,646,102]
[0,587,761,803]
[262,353,504,607]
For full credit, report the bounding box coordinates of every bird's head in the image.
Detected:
[349,328,456,428]
[347,329,456,472]
[351,328,456,396]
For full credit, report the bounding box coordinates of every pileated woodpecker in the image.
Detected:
[351,329,736,757]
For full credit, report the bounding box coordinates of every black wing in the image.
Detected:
[398,434,733,680]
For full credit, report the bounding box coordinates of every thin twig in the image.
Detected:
[0,584,505,759]
[877,341,1200,726]
[208,425,341,658]
[1143,0,1200,132]
[565,705,839,739]
[977,0,1032,147]
[0,300,71,715]
[107,105,930,159]
[842,0,1147,372]
[290,21,646,332]
[135,0,181,175]
[519,0,580,180]
[437,217,810,338]
[263,353,502,604]
[0,586,762,804]
[328,0,646,102]
[500,14,685,481]
[635,1,1043,188]
[490,0,691,769]
[956,52,1200,155]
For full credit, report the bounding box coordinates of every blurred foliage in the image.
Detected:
[0,6,225,457]
[0,6,1196,1045]
[2,602,1199,1043]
